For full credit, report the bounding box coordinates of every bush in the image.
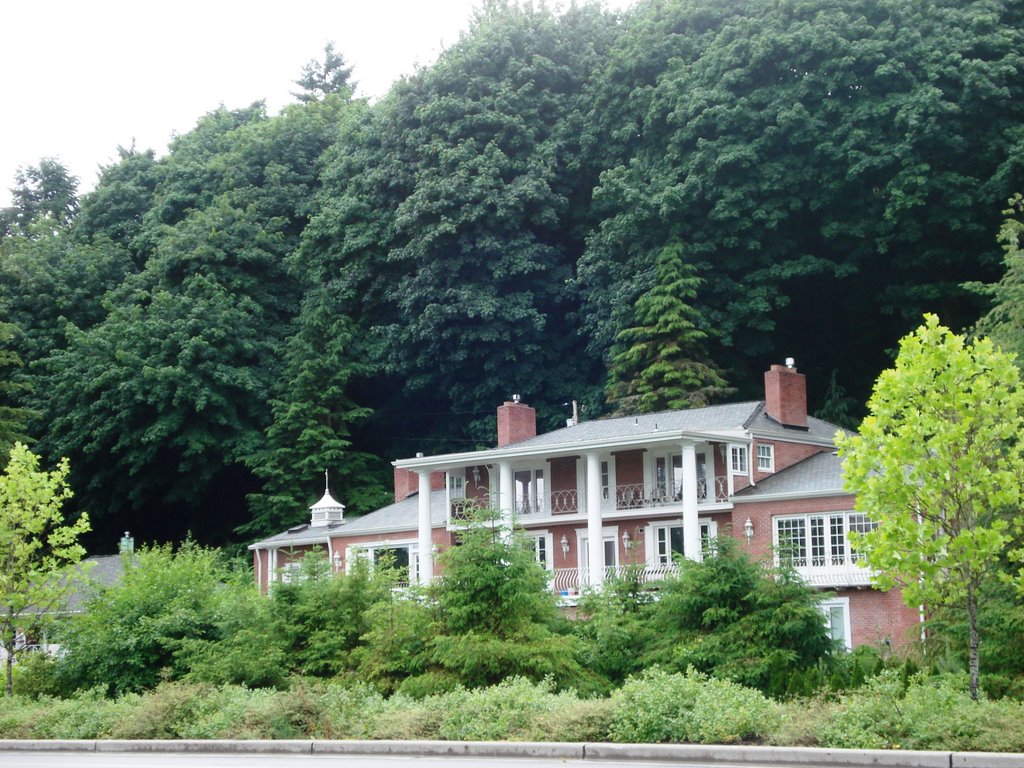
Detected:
[609,667,781,744]
[11,651,65,698]
[433,676,580,741]
[816,670,1024,751]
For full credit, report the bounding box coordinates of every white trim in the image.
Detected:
[757,443,775,473]
[525,529,555,571]
[821,596,852,650]
[733,490,852,503]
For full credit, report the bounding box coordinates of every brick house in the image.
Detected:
[249,361,920,651]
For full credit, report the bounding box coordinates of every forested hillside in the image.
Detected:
[1,0,1021,550]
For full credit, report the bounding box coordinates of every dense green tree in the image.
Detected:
[292,42,355,103]
[580,0,1024,399]
[0,321,32,459]
[973,194,1024,357]
[243,284,390,538]
[605,243,731,413]
[0,159,78,236]
[302,1,618,445]
[427,509,587,690]
[73,146,161,260]
[0,444,87,696]
[56,541,233,695]
[837,315,1024,700]
[649,537,833,691]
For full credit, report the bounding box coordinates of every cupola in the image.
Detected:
[310,471,344,526]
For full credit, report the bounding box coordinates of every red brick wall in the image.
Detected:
[843,588,921,651]
[393,467,445,503]
[765,364,808,428]
[497,401,537,447]
[612,449,644,485]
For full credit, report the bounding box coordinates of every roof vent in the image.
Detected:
[310,470,344,527]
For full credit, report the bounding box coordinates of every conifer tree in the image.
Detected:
[606,243,731,414]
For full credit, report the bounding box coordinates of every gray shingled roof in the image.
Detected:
[506,400,842,451]
[734,450,849,499]
[250,490,448,548]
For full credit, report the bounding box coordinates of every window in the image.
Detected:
[774,512,875,569]
[528,532,553,570]
[757,444,774,472]
[821,598,852,650]
[514,468,545,515]
[730,445,748,474]
[347,542,418,584]
[654,453,683,499]
[653,520,718,564]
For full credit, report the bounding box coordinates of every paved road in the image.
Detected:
[0,754,675,768]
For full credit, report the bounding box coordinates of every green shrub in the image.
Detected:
[816,670,1024,751]
[609,667,780,744]
[434,676,577,741]
[522,697,614,742]
[31,688,138,738]
[306,680,389,739]
[11,651,65,698]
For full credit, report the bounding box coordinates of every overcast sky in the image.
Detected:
[1,0,634,208]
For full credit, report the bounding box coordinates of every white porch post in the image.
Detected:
[586,452,603,589]
[498,461,514,527]
[418,471,433,584]
[682,442,701,561]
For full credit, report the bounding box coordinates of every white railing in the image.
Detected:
[697,476,729,504]
[602,478,730,512]
[549,489,579,514]
[793,563,875,587]
[551,564,679,596]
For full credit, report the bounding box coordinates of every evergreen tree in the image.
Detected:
[243,284,391,538]
[972,194,1024,358]
[606,243,731,414]
[292,42,355,103]
[0,159,78,236]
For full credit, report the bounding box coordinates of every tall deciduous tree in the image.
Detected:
[836,315,1024,700]
[0,443,87,696]
[606,243,731,413]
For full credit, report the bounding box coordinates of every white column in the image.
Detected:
[586,452,603,589]
[418,471,433,584]
[682,442,701,561]
[498,461,514,527]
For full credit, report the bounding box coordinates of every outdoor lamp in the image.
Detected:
[560,534,570,556]
[744,517,754,543]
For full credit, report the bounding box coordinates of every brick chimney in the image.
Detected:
[393,467,445,503]
[497,396,537,447]
[764,359,808,429]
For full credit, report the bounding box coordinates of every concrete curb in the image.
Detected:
[0,739,1021,766]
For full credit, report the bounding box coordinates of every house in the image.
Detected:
[249,361,920,651]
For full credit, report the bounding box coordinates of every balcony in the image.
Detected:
[602,477,729,512]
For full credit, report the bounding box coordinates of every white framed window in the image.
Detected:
[651,519,719,565]
[757,443,775,472]
[653,452,683,500]
[577,526,619,572]
[346,540,418,584]
[774,512,877,568]
[527,531,554,571]
[821,597,852,650]
[514,468,545,515]
[729,444,748,474]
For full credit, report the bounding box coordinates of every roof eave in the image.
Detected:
[393,428,752,471]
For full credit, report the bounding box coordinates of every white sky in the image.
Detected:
[1,0,633,208]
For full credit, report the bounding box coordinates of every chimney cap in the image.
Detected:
[785,357,795,368]
[512,393,521,403]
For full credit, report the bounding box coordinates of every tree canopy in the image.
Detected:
[0,0,1021,548]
